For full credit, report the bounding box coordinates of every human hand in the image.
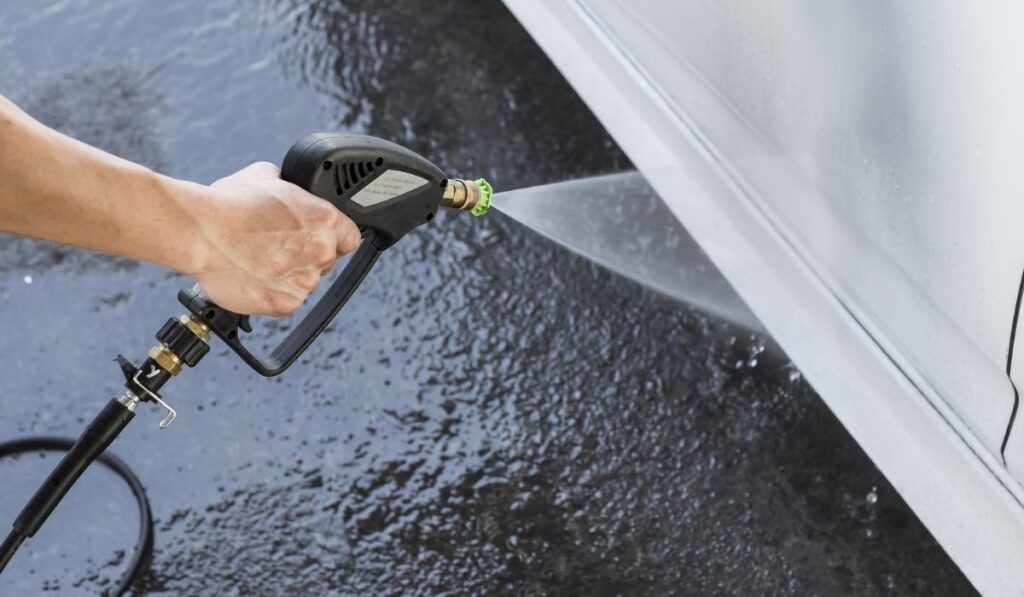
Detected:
[188,161,361,316]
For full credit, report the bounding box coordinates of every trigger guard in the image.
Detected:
[178,232,383,376]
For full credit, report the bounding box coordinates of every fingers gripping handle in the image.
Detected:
[178,233,382,377]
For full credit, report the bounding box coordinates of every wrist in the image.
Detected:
[149,172,215,278]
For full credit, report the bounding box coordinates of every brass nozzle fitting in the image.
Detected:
[440,178,492,216]
[441,179,480,211]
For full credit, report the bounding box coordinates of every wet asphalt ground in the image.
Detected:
[0,1,976,595]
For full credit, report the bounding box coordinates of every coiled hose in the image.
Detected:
[0,437,152,595]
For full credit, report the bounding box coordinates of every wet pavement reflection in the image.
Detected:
[0,0,975,594]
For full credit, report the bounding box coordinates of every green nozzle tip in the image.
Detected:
[471,178,492,216]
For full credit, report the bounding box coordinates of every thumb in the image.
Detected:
[214,161,281,187]
[235,161,281,181]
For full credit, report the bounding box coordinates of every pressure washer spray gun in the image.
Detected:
[0,134,491,577]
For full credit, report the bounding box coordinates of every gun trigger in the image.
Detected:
[239,316,253,334]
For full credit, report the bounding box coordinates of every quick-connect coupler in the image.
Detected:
[440,178,492,216]
[116,314,212,429]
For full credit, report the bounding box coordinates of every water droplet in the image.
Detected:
[788,369,802,382]
[866,488,878,505]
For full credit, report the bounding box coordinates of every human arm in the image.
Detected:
[0,95,360,315]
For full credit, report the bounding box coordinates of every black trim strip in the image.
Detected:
[999,268,1024,459]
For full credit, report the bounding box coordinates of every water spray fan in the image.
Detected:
[0,134,491,589]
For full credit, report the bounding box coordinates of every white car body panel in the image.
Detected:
[502,1,1024,594]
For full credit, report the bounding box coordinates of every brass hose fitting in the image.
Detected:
[148,344,183,376]
[440,178,492,216]
[146,314,213,377]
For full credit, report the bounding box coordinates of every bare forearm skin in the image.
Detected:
[0,94,360,316]
[0,94,206,275]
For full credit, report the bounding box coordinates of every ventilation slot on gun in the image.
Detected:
[334,159,381,195]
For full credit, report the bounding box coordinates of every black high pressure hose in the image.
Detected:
[0,434,153,595]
